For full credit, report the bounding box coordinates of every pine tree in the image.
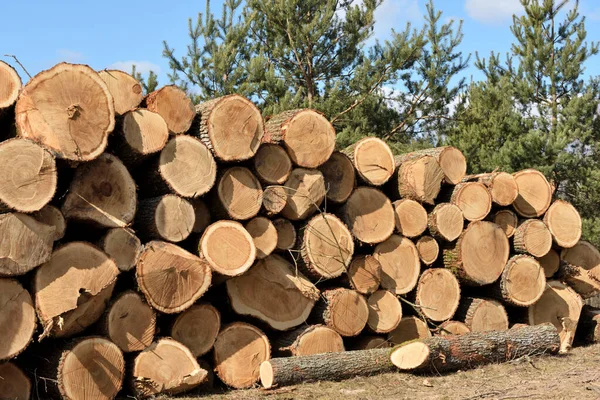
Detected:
[131,65,159,94]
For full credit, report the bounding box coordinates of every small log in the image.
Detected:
[132,338,207,397]
[32,205,66,241]
[136,241,212,313]
[341,187,395,244]
[576,305,600,344]
[34,242,118,338]
[390,324,560,372]
[349,336,390,350]
[492,255,545,307]
[0,362,30,400]
[513,219,552,257]
[196,94,264,161]
[346,255,382,295]
[392,199,428,238]
[443,221,509,285]
[436,320,470,336]
[0,139,57,213]
[537,248,560,278]
[491,209,518,238]
[104,291,156,352]
[62,153,137,228]
[374,235,421,295]
[253,143,292,184]
[543,200,582,248]
[263,109,335,168]
[560,241,600,298]
[455,297,509,332]
[414,268,461,322]
[99,227,142,272]
[171,303,221,357]
[449,182,492,222]
[415,236,439,266]
[342,137,395,186]
[312,288,369,337]
[463,171,518,206]
[98,69,143,115]
[0,60,21,112]
[273,218,296,251]
[280,168,326,221]
[190,198,211,235]
[261,185,287,216]
[388,316,431,345]
[512,169,553,217]
[0,279,35,360]
[276,324,345,356]
[391,154,444,204]
[318,151,356,204]
[245,216,278,259]
[366,290,403,333]
[226,254,319,330]
[527,280,583,353]
[213,322,271,389]
[136,195,195,242]
[428,203,463,242]
[144,85,195,134]
[200,220,256,276]
[214,166,263,220]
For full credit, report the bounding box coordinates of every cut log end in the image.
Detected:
[367,290,403,333]
[217,166,263,220]
[513,219,552,258]
[487,172,519,206]
[98,69,143,115]
[137,195,195,243]
[0,279,35,360]
[388,316,432,345]
[260,362,275,390]
[458,298,509,332]
[537,248,560,278]
[428,203,463,242]
[273,218,297,251]
[253,144,292,184]
[318,288,369,337]
[342,187,395,244]
[393,199,428,238]
[512,169,553,218]
[101,228,142,272]
[277,325,345,356]
[280,168,326,221]
[246,217,278,259]
[0,362,30,400]
[171,303,221,357]
[437,146,467,184]
[346,137,395,186]
[560,241,600,298]
[499,255,546,307]
[415,268,461,322]
[200,220,256,276]
[120,108,169,158]
[262,185,287,216]
[390,341,430,370]
[318,151,356,203]
[451,182,492,222]
[375,235,421,295]
[145,85,195,134]
[347,255,382,295]
[107,291,156,352]
[0,61,21,110]
[492,209,518,238]
[543,200,582,248]
[394,155,444,205]
[437,320,471,336]
[416,236,440,266]
[32,205,65,241]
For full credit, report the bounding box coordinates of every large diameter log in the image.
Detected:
[388,316,431,345]
[393,199,427,238]
[341,187,395,244]
[450,182,492,222]
[428,203,463,242]
[98,69,143,115]
[537,248,560,278]
[226,254,319,330]
[132,338,207,397]
[196,94,264,161]
[273,218,296,251]
[171,303,221,357]
[215,166,263,220]
[491,209,518,238]
[513,219,552,257]
[99,228,142,272]
[112,108,169,166]
[280,168,326,221]
[104,291,156,353]
[0,279,35,360]
[0,213,54,276]
[312,288,369,336]
[34,242,118,338]
[264,109,335,168]
[32,205,66,241]
[493,255,545,307]
[276,325,345,356]
[443,221,509,285]
[391,154,444,204]
[463,171,518,206]
[543,200,582,248]
[0,362,30,400]
[144,85,195,134]
[253,143,292,184]
[0,139,57,212]
[15,63,115,161]
[261,185,287,217]
[414,268,461,322]
[200,220,256,276]
[576,305,600,344]
[62,153,137,228]
[560,241,600,298]
[213,322,271,389]
[136,241,212,313]
[512,169,553,217]
[436,320,470,336]
[0,60,21,112]
[455,297,509,332]
[342,137,395,186]
[136,195,195,242]
[374,235,421,295]
[390,324,560,372]
[318,151,356,204]
[245,216,278,259]
[346,255,382,295]
[366,290,403,333]
[415,236,439,266]
[527,280,583,353]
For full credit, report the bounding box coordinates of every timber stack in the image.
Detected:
[0,60,598,399]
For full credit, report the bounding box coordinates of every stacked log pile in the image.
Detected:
[0,61,599,399]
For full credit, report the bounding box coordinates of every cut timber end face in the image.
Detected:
[121,109,169,156]
[278,325,345,356]
[101,228,142,272]
[318,151,356,203]
[59,337,125,400]
[280,168,326,221]
[32,205,66,242]
[437,146,467,184]
[374,234,421,295]
[388,316,431,345]
[260,361,275,390]
[15,63,115,161]
[0,363,30,400]
[136,241,212,313]
[273,218,296,251]
[62,153,137,228]
[451,182,492,222]
[0,279,36,360]
[320,288,369,336]
[543,200,582,248]
[428,203,463,242]
[98,69,143,115]
[347,255,382,295]
[245,216,278,259]
[393,199,428,238]
[395,154,444,205]
[513,219,552,258]
[171,303,221,357]
[500,255,546,307]
[349,137,395,186]
[107,291,156,352]
[226,254,319,330]
[342,187,395,244]
[200,220,256,276]
[537,248,560,278]
[437,320,471,336]
[145,85,195,134]
[262,185,287,216]
[390,341,430,370]
[560,240,600,298]
[512,169,553,217]
[492,209,518,238]
[416,236,440,266]
[281,109,336,168]
[416,268,461,322]
[213,322,271,389]
[366,290,403,333]
[146,195,195,242]
[0,61,21,110]
[160,135,217,198]
[253,144,292,184]
[487,172,519,206]
[460,298,509,332]
[217,166,263,220]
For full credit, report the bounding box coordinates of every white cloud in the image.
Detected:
[109,60,161,75]
[374,0,422,39]
[57,49,84,63]
[465,0,522,24]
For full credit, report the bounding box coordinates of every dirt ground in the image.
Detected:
[167,343,600,400]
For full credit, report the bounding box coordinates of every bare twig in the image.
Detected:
[4,54,32,79]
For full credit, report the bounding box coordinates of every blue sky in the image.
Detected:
[2,0,600,85]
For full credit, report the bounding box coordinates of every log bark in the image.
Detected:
[346,255,382,295]
[261,185,287,216]
[443,221,509,285]
[144,85,195,134]
[416,235,439,266]
[436,320,471,336]
[392,199,428,238]
[136,241,212,314]
[214,166,263,220]
[449,182,492,222]
[245,216,278,259]
[226,254,319,330]
[414,268,461,322]
[132,338,207,398]
[98,69,144,115]
[455,297,509,332]
[537,248,560,278]
[513,219,552,257]
[136,195,195,243]
[280,168,326,221]
[0,60,21,112]
[0,362,30,400]
[560,241,600,298]
[543,200,582,248]
[263,109,335,168]
[171,303,221,357]
[190,198,211,234]
[0,279,35,360]
[99,227,142,272]
[213,322,271,389]
[491,209,518,238]
[340,187,395,244]
[32,205,66,241]
[312,288,369,337]
[463,171,518,206]
[273,218,297,251]
[199,220,256,276]
[428,203,464,242]
[390,324,560,372]
[318,151,356,204]
[275,324,345,356]
[103,291,156,353]
[342,137,395,186]
[374,234,421,295]
[62,153,137,228]
[388,316,431,345]
[366,290,403,333]
[491,255,546,307]
[512,169,553,218]
[390,154,444,205]
[195,94,264,161]
[253,143,292,184]
[576,305,600,344]
[16,63,115,161]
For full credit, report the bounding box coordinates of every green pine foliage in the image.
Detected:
[131,65,159,94]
